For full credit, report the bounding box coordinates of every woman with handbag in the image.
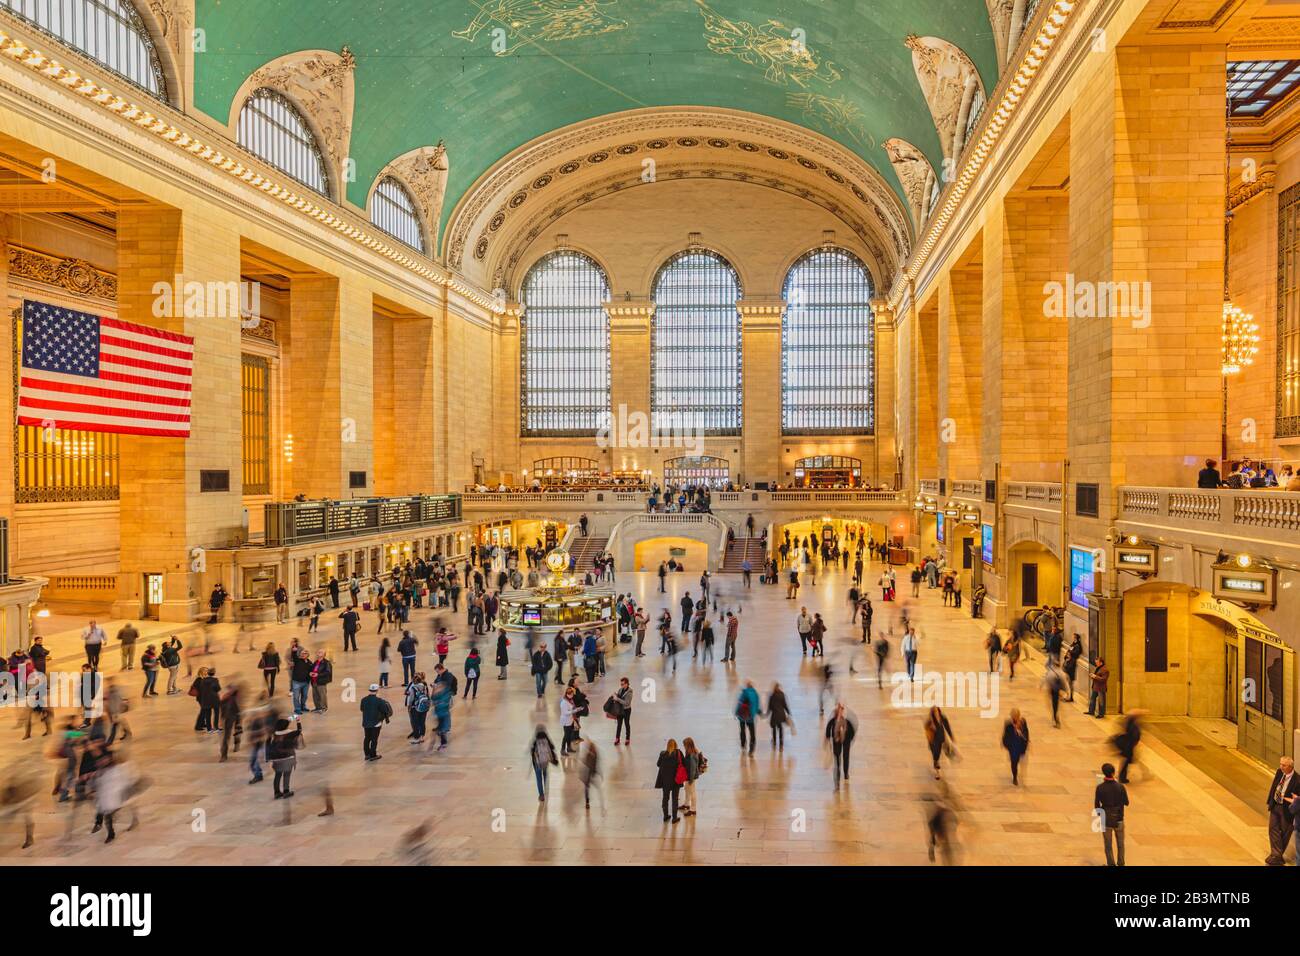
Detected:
[655,738,686,823]
[265,717,303,799]
[680,738,706,816]
[495,628,510,680]
[257,643,280,696]
[924,706,956,779]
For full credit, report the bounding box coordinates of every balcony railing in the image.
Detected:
[461,489,906,511]
[1119,487,1300,538]
[1005,482,1063,506]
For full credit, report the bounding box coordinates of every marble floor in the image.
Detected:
[0,563,1269,865]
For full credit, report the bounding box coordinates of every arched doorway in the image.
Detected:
[1007,539,1062,626]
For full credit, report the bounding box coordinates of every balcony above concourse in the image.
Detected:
[1118,487,1300,564]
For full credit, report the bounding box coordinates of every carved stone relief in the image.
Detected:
[905,34,984,162]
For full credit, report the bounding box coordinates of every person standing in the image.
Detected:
[655,739,686,823]
[985,629,1002,673]
[530,725,558,802]
[560,686,579,755]
[160,635,183,694]
[658,561,667,593]
[1087,657,1109,717]
[1095,762,1129,866]
[680,738,705,817]
[924,705,955,779]
[610,677,632,745]
[1265,756,1300,865]
[1063,635,1083,701]
[289,648,312,717]
[1001,708,1030,785]
[82,620,106,670]
[273,583,288,624]
[116,622,139,671]
[735,681,760,756]
[634,608,649,658]
[307,597,324,633]
[463,646,482,700]
[1003,632,1022,681]
[360,683,392,761]
[825,703,856,788]
[328,575,340,609]
[531,643,553,699]
[309,650,332,714]
[140,646,160,697]
[398,630,418,687]
[266,717,303,799]
[378,636,392,688]
[766,682,792,751]
[495,629,510,680]
[258,642,280,696]
[339,606,360,652]
[902,627,919,681]
[809,613,826,659]
[405,672,431,744]
[859,597,873,644]
[722,611,739,663]
[795,607,813,657]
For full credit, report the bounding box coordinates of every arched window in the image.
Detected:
[370,176,425,252]
[237,88,330,196]
[963,85,986,150]
[781,248,875,434]
[651,250,743,435]
[520,251,610,436]
[1,0,166,98]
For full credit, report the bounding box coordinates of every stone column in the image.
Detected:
[738,297,784,487]
[605,299,654,473]
[937,262,983,483]
[915,293,941,484]
[111,204,243,622]
[872,298,898,488]
[284,274,374,498]
[373,310,437,495]
[1068,43,1226,530]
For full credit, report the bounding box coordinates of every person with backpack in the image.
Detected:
[431,677,453,751]
[735,681,760,756]
[309,650,333,714]
[680,737,706,817]
[463,647,482,700]
[160,636,183,695]
[308,597,324,633]
[360,684,393,761]
[529,724,559,801]
[655,738,686,823]
[406,672,431,744]
[582,631,599,683]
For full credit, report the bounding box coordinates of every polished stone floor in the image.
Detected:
[0,562,1268,865]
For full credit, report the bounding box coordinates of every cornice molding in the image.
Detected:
[6,243,116,300]
[1228,167,1276,211]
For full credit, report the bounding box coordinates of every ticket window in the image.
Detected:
[297,559,311,592]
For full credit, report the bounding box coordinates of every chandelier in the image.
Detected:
[1221,301,1260,375]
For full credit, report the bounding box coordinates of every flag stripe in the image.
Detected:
[20,376,193,408]
[101,316,194,346]
[99,333,194,362]
[97,369,192,393]
[18,395,191,423]
[18,415,189,437]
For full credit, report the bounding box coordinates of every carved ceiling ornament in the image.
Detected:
[6,245,117,300]
[882,138,938,231]
[904,34,984,161]
[146,0,192,74]
[378,142,449,249]
[984,0,1015,67]
[242,47,357,185]
[444,108,912,285]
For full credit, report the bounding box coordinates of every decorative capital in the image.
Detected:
[1228,167,1276,212]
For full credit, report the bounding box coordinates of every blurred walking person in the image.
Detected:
[924,706,956,779]
[825,703,856,788]
[1001,708,1030,785]
[529,724,558,802]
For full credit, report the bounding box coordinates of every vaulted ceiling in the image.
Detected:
[192,0,1001,245]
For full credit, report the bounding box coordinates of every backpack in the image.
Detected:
[738,696,752,720]
[413,686,431,713]
[696,753,708,775]
[442,673,459,696]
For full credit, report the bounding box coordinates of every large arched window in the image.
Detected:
[520,251,610,436]
[781,248,875,434]
[651,250,742,435]
[1,0,166,98]
[370,176,425,252]
[237,88,330,196]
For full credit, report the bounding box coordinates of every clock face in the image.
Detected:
[546,550,569,574]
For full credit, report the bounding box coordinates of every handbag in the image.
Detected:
[673,754,688,785]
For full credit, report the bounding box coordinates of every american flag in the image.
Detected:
[17,299,193,438]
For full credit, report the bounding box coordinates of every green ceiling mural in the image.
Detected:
[192,0,998,235]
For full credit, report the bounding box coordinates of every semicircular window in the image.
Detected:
[237,88,330,196]
[370,176,425,252]
[1,0,166,98]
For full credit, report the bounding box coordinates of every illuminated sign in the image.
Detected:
[1069,547,1096,607]
[1212,564,1276,607]
[981,523,994,565]
[1116,545,1157,573]
[961,511,981,524]
[936,513,945,544]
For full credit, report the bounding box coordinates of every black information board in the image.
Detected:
[265,495,461,546]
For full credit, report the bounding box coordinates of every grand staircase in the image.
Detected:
[568,534,608,571]
[721,537,766,572]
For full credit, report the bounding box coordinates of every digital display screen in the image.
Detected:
[1070,547,1095,607]
[522,608,542,625]
[982,524,993,565]
[936,513,945,544]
